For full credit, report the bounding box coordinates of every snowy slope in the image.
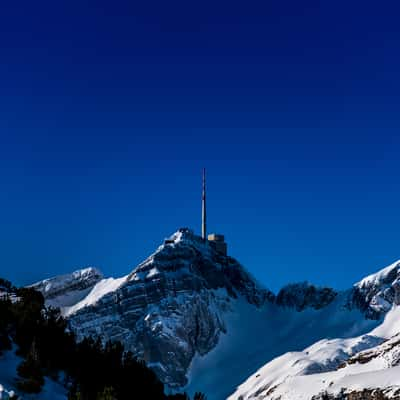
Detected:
[64,275,128,316]
[30,232,400,400]
[0,348,67,400]
[33,228,274,390]
[351,260,400,318]
[229,264,400,400]
[30,267,104,314]
[185,293,378,400]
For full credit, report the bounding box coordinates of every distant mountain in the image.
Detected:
[229,261,400,400]
[31,230,400,399]
[29,267,103,310]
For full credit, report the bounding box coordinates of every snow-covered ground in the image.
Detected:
[356,260,400,288]
[0,348,67,400]
[185,292,379,400]
[30,267,129,317]
[65,275,127,316]
[27,233,400,400]
[229,289,400,399]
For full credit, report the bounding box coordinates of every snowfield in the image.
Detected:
[26,231,400,399]
[229,264,400,400]
[185,293,379,399]
[64,275,128,316]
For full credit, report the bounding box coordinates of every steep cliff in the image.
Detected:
[34,228,273,388]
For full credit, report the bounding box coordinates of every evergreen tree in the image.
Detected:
[96,387,117,400]
[0,277,207,400]
[16,352,44,393]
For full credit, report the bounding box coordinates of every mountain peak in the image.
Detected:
[126,227,272,306]
[356,260,400,289]
[276,282,337,311]
[30,267,103,298]
[32,228,274,387]
[350,260,400,319]
[27,230,400,398]
[30,266,104,311]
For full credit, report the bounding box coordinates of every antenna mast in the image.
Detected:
[202,168,207,240]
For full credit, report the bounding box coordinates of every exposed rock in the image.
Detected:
[48,228,274,387]
[344,333,400,368]
[349,261,400,319]
[312,388,400,400]
[276,282,337,311]
[31,231,400,395]
[30,267,103,303]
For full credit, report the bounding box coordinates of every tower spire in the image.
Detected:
[202,168,207,240]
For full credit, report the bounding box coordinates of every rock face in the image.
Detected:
[345,333,400,368]
[276,282,337,311]
[265,273,400,317]
[29,267,103,308]
[38,228,273,387]
[349,261,400,319]
[31,229,400,397]
[311,388,400,400]
[229,259,400,400]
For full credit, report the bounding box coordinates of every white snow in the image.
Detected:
[35,267,103,295]
[370,306,400,338]
[30,267,106,314]
[146,267,160,279]
[45,287,95,311]
[356,260,400,288]
[27,236,400,400]
[31,267,128,317]
[64,275,127,316]
[185,291,379,400]
[228,304,400,400]
[0,348,67,400]
[261,365,400,400]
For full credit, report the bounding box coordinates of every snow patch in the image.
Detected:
[356,260,400,289]
[65,275,128,316]
[0,348,67,400]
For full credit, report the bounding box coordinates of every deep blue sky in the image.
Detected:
[1,0,400,292]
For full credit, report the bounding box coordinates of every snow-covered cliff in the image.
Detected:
[32,228,273,390]
[229,261,400,400]
[30,230,400,399]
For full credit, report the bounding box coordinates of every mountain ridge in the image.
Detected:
[29,230,400,399]
[229,262,400,400]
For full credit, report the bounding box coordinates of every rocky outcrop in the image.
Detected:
[32,231,400,395]
[48,228,274,387]
[312,388,400,400]
[349,261,400,319]
[343,333,400,368]
[276,282,337,311]
[30,267,103,302]
[273,260,400,319]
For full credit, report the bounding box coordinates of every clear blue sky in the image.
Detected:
[1,0,400,292]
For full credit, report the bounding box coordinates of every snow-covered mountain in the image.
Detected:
[31,228,274,392]
[229,261,400,400]
[30,267,105,313]
[30,230,400,399]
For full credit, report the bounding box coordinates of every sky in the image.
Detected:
[1,0,400,292]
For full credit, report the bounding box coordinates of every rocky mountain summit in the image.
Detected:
[30,267,104,311]
[31,230,400,399]
[276,282,337,311]
[33,228,273,388]
[349,261,400,319]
